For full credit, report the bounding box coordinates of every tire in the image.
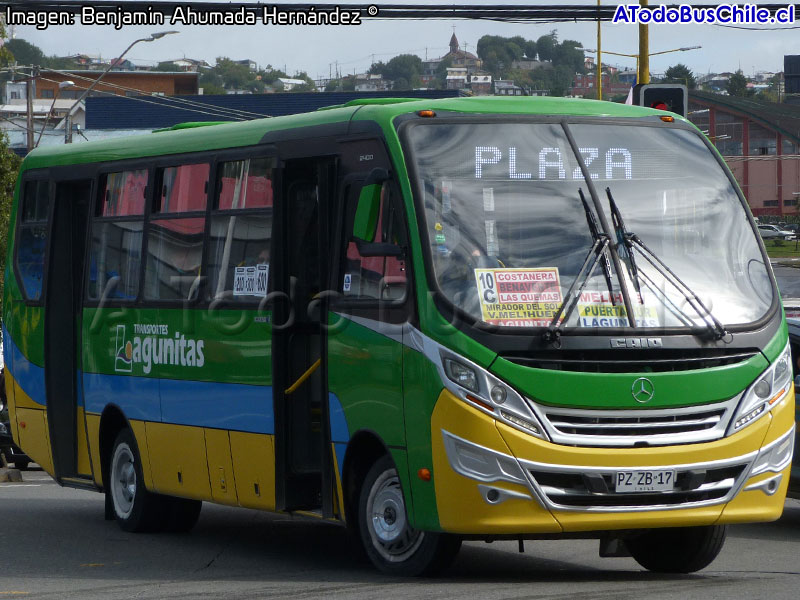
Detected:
[357,455,461,576]
[162,496,202,533]
[108,429,167,532]
[628,525,727,573]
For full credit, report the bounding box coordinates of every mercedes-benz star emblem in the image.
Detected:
[631,377,655,403]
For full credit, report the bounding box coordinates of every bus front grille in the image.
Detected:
[530,396,741,448]
[523,461,750,512]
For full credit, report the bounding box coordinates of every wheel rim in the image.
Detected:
[111,442,136,518]
[366,468,425,563]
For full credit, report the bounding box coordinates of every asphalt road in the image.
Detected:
[1,468,799,599]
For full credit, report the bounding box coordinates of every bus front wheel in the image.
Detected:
[627,525,727,573]
[357,455,461,576]
[108,429,166,532]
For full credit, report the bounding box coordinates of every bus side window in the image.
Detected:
[207,157,274,303]
[86,170,148,302]
[143,163,209,302]
[342,182,407,301]
[16,180,51,301]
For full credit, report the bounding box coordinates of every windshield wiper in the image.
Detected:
[580,188,616,304]
[605,187,728,340]
[543,189,613,343]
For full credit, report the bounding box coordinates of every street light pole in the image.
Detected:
[597,0,602,100]
[64,30,178,143]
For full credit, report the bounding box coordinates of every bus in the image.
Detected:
[2,96,794,576]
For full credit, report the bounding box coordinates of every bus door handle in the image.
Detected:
[284,359,321,395]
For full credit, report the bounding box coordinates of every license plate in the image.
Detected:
[615,469,675,493]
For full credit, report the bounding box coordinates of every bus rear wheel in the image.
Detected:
[357,455,461,576]
[108,429,166,532]
[627,525,727,573]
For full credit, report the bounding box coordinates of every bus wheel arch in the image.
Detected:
[98,404,129,491]
[342,430,390,536]
[343,432,461,576]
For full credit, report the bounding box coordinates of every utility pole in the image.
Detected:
[597,0,602,100]
[638,0,650,84]
[26,75,34,152]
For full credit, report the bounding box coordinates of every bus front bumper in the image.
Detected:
[430,388,794,535]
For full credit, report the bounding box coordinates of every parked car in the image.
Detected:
[786,319,800,499]
[783,223,800,232]
[0,369,30,470]
[758,224,796,241]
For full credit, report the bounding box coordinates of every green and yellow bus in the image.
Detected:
[2,96,795,575]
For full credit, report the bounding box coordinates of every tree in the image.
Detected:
[214,57,255,91]
[199,70,225,95]
[726,70,751,97]
[0,27,23,313]
[5,39,45,67]
[523,40,537,60]
[153,61,181,72]
[381,54,423,88]
[477,35,525,76]
[664,64,696,89]
[434,55,454,89]
[536,32,557,62]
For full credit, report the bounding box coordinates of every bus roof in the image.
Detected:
[21,96,672,172]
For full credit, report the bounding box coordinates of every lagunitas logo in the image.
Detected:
[114,323,205,374]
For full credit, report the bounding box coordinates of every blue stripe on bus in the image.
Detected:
[329,393,350,443]
[82,372,162,422]
[81,373,274,434]
[2,325,46,407]
[159,378,274,434]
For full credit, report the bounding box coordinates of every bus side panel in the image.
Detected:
[205,428,239,506]
[328,317,407,482]
[85,413,103,487]
[75,406,92,475]
[145,422,211,499]
[230,431,276,510]
[14,407,53,473]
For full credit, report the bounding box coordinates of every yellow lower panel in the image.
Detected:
[205,429,239,506]
[14,407,54,474]
[146,422,211,500]
[85,413,103,487]
[75,406,93,477]
[130,420,154,490]
[719,464,791,524]
[230,431,276,510]
[431,390,561,534]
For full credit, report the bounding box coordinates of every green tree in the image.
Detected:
[214,57,254,91]
[523,40,538,60]
[477,35,525,76]
[726,70,752,97]
[153,61,181,72]
[664,63,696,89]
[434,55,454,89]
[382,54,423,88]
[5,39,45,67]
[0,28,23,313]
[536,32,557,62]
[199,70,225,95]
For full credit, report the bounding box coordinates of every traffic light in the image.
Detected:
[632,84,688,118]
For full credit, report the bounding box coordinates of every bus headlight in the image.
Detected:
[729,342,792,434]
[439,352,548,441]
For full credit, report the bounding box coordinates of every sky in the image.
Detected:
[8,1,800,80]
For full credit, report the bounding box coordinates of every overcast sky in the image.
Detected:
[9,1,799,80]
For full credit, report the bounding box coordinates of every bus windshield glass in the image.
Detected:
[405,121,772,330]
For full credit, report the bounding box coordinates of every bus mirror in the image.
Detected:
[353,168,389,242]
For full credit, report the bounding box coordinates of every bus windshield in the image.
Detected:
[405,120,772,331]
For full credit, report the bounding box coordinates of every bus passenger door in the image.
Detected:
[44,179,93,482]
[273,157,337,514]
